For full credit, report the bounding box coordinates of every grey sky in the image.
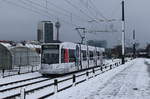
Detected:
[0,0,149,48]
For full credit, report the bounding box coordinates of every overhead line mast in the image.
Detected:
[121,0,125,64]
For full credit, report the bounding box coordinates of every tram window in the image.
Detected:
[42,49,59,64]
[102,52,105,56]
[69,49,75,62]
[41,45,59,64]
[61,48,75,63]
[97,51,100,59]
[89,51,93,60]
[82,50,87,60]
[61,49,65,63]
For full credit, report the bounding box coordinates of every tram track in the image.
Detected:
[0,76,42,87]
[0,77,54,99]
[0,77,51,92]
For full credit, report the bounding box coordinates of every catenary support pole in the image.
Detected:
[121,0,125,64]
[133,30,136,58]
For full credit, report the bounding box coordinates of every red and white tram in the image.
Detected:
[39,42,105,75]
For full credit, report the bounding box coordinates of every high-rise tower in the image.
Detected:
[37,21,54,43]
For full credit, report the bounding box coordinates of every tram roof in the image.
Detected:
[42,42,105,52]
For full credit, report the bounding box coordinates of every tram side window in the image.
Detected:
[102,52,105,56]
[82,50,87,61]
[97,51,100,59]
[61,49,74,63]
[69,49,75,62]
[61,49,65,63]
[89,51,94,60]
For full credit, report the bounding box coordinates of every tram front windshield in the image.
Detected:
[42,45,59,64]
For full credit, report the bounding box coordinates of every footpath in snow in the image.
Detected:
[49,58,150,99]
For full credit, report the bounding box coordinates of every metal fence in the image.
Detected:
[0,42,41,78]
[0,64,40,78]
[0,48,41,78]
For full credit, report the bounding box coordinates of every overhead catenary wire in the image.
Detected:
[23,0,87,27]
[78,0,101,21]
[18,0,58,19]
[24,0,87,23]
[79,0,114,32]
[88,0,108,20]
[63,0,95,20]
[3,0,51,19]
[43,0,90,22]
[78,0,105,27]
[2,0,121,37]
[3,0,80,28]
[79,0,101,19]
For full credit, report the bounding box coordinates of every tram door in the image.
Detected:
[75,45,81,70]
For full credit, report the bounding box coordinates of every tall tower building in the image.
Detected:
[37,21,54,43]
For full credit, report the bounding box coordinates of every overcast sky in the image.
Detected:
[0,0,149,48]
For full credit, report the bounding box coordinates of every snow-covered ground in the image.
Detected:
[0,72,42,85]
[0,65,40,78]
[0,58,116,78]
[48,58,150,99]
[0,58,122,98]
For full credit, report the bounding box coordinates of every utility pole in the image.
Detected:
[133,30,136,58]
[121,0,125,64]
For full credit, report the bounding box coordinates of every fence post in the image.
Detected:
[72,74,76,86]
[31,65,34,73]
[100,66,103,71]
[20,87,25,99]
[86,71,89,81]
[105,65,107,69]
[110,65,112,70]
[18,65,21,75]
[54,79,58,94]
[92,68,95,77]
[18,56,22,75]
[2,69,5,78]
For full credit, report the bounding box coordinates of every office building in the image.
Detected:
[37,21,54,43]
